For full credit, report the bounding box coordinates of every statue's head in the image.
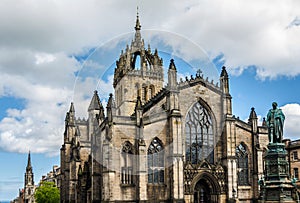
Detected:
[272,102,278,109]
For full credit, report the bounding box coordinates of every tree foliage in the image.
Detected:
[34,181,60,203]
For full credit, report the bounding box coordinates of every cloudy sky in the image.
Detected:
[1,0,300,200]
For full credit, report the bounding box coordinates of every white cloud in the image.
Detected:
[1,0,300,155]
[281,103,300,140]
[35,53,56,65]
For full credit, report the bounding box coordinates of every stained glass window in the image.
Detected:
[185,102,214,164]
[236,143,249,186]
[148,138,164,183]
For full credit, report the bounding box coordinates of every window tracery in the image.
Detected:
[236,143,249,186]
[148,138,164,183]
[185,102,214,164]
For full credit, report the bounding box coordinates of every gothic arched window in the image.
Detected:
[185,102,214,164]
[148,138,164,183]
[121,141,134,184]
[236,143,249,186]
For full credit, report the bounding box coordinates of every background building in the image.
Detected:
[284,139,300,195]
[60,14,269,203]
[40,165,61,189]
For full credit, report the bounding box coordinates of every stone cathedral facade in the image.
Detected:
[60,14,269,203]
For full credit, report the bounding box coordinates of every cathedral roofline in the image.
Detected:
[178,73,221,94]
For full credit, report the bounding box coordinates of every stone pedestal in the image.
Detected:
[262,143,297,202]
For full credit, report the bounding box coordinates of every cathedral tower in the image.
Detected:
[113,10,164,116]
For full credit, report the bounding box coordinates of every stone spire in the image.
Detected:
[88,90,102,111]
[135,7,141,31]
[134,6,142,42]
[66,102,76,126]
[26,151,32,171]
[69,102,75,113]
[131,6,144,51]
[106,93,115,124]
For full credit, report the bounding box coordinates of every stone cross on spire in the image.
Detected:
[197,69,202,75]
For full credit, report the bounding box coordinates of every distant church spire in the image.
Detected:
[24,151,34,202]
[26,151,32,171]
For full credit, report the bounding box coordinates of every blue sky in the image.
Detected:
[1,0,300,201]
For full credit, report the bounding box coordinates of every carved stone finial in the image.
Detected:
[169,59,176,70]
[221,66,228,77]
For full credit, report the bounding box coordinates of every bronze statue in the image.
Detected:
[266,102,285,143]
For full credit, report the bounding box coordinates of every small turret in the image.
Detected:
[168,59,177,90]
[88,90,102,111]
[220,66,232,115]
[64,102,77,142]
[248,107,258,133]
[220,66,229,94]
[166,59,180,113]
[67,102,76,126]
[106,93,115,124]
[88,90,105,121]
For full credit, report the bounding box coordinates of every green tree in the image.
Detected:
[34,181,60,203]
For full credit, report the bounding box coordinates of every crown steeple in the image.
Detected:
[113,9,164,116]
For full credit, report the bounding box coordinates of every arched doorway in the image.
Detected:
[192,173,221,203]
[194,179,210,203]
